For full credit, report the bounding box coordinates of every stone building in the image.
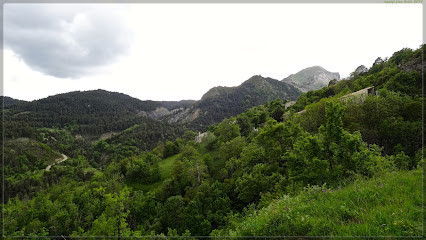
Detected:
[339,86,375,104]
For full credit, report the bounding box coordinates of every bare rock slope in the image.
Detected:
[282,66,340,92]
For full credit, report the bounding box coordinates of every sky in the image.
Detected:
[3,3,423,101]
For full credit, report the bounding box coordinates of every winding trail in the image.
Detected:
[45,154,68,171]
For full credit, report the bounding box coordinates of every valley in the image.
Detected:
[1,45,424,238]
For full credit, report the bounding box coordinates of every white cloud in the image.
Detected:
[4,4,132,78]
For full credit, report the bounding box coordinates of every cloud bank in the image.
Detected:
[4,4,132,78]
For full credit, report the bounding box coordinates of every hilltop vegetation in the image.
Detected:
[2,45,423,237]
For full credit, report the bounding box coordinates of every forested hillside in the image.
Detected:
[164,75,301,129]
[289,46,423,156]
[2,45,423,238]
[1,96,27,107]
[4,90,176,135]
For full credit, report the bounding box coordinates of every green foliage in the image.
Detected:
[163,140,180,158]
[5,90,161,135]
[215,170,422,237]
[3,45,423,238]
[255,120,302,167]
[322,101,345,143]
[126,154,161,184]
[389,48,414,66]
[384,71,421,95]
[290,45,422,114]
[200,132,218,151]
[235,164,281,204]
[292,97,330,133]
[286,133,329,185]
[0,96,26,107]
[286,102,394,187]
[389,151,411,170]
[182,130,198,142]
[219,136,246,161]
[88,187,131,237]
[127,191,158,233]
[342,90,422,156]
[214,117,241,142]
[266,99,286,122]
[236,113,254,137]
[159,195,186,233]
[108,120,186,153]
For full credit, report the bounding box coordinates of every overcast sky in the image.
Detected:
[3,3,423,101]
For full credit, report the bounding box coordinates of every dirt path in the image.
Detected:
[45,154,68,171]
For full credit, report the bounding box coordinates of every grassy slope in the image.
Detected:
[126,154,179,192]
[158,154,178,179]
[127,147,227,192]
[216,170,423,237]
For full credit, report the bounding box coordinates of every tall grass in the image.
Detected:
[214,170,423,238]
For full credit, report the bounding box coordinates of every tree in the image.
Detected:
[235,163,281,203]
[182,131,198,142]
[286,133,329,185]
[88,187,131,237]
[267,99,286,122]
[127,191,158,231]
[219,136,246,161]
[236,113,253,137]
[159,195,186,233]
[328,78,339,86]
[214,117,241,143]
[255,120,302,167]
[350,65,368,78]
[164,140,180,158]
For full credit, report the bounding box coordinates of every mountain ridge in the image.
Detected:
[4,65,338,134]
[164,75,301,129]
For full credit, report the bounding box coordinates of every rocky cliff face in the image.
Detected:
[282,66,340,92]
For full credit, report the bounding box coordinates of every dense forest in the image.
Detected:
[1,45,424,237]
[3,90,193,137]
[0,96,27,107]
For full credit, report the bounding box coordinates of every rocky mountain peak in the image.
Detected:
[282,66,340,92]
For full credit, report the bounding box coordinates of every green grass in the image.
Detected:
[126,154,179,192]
[158,154,178,179]
[215,170,423,237]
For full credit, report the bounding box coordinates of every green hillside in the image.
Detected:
[3,89,192,137]
[0,96,27,107]
[2,45,423,238]
[213,170,422,237]
[165,75,301,130]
